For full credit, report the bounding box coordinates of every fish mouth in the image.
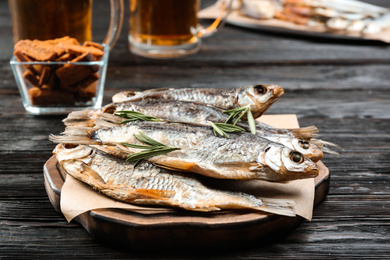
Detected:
[306,166,320,178]
[271,85,284,98]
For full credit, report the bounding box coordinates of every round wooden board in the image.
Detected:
[43,156,330,250]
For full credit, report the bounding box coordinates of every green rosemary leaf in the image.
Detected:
[214,123,245,133]
[125,147,180,162]
[134,132,166,147]
[115,110,161,123]
[223,107,246,114]
[233,106,249,125]
[223,105,257,135]
[121,142,156,149]
[209,121,230,138]
[121,132,180,166]
[246,109,256,134]
[223,107,246,124]
[133,159,143,168]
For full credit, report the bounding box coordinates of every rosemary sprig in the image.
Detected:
[115,110,161,124]
[209,122,245,138]
[121,132,180,167]
[223,105,257,134]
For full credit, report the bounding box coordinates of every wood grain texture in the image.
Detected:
[1,0,390,258]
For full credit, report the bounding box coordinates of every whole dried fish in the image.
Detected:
[63,100,326,162]
[111,84,284,119]
[50,121,319,182]
[54,144,295,216]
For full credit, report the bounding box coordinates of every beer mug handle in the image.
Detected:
[197,0,233,38]
[102,0,124,49]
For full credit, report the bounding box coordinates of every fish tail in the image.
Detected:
[99,112,123,124]
[62,109,95,126]
[259,198,296,217]
[63,108,122,129]
[62,126,94,136]
[289,126,319,139]
[49,134,96,145]
[93,117,122,128]
[49,126,97,145]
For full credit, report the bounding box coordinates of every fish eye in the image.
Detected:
[103,106,116,114]
[254,84,267,94]
[299,140,310,150]
[290,151,304,164]
[264,146,271,153]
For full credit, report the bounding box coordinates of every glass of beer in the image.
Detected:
[129,0,232,59]
[8,0,124,49]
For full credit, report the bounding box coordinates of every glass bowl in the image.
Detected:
[10,44,109,115]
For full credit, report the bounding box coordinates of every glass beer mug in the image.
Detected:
[129,0,232,58]
[8,0,124,49]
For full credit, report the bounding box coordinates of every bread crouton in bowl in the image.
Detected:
[10,37,109,115]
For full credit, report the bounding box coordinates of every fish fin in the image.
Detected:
[289,126,319,139]
[152,163,185,172]
[112,91,137,102]
[213,162,261,179]
[259,198,296,217]
[91,145,129,160]
[81,164,106,184]
[310,139,343,155]
[142,88,172,93]
[113,88,173,102]
[152,159,198,172]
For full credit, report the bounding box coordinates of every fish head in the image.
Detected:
[257,144,319,182]
[53,144,94,163]
[283,138,324,163]
[237,84,284,118]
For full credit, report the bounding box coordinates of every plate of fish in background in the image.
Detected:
[199,0,390,43]
[44,85,338,249]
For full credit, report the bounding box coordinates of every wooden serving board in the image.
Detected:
[43,156,330,250]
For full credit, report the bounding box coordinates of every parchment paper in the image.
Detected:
[198,3,390,43]
[60,114,315,222]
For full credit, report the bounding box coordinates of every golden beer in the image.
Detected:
[9,0,92,43]
[129,0,199,46]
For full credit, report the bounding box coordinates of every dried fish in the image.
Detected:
[54,144,296,216]
[50,121,319,182]
[111,84,284,119]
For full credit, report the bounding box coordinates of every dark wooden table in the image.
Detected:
[1,0,390,258]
